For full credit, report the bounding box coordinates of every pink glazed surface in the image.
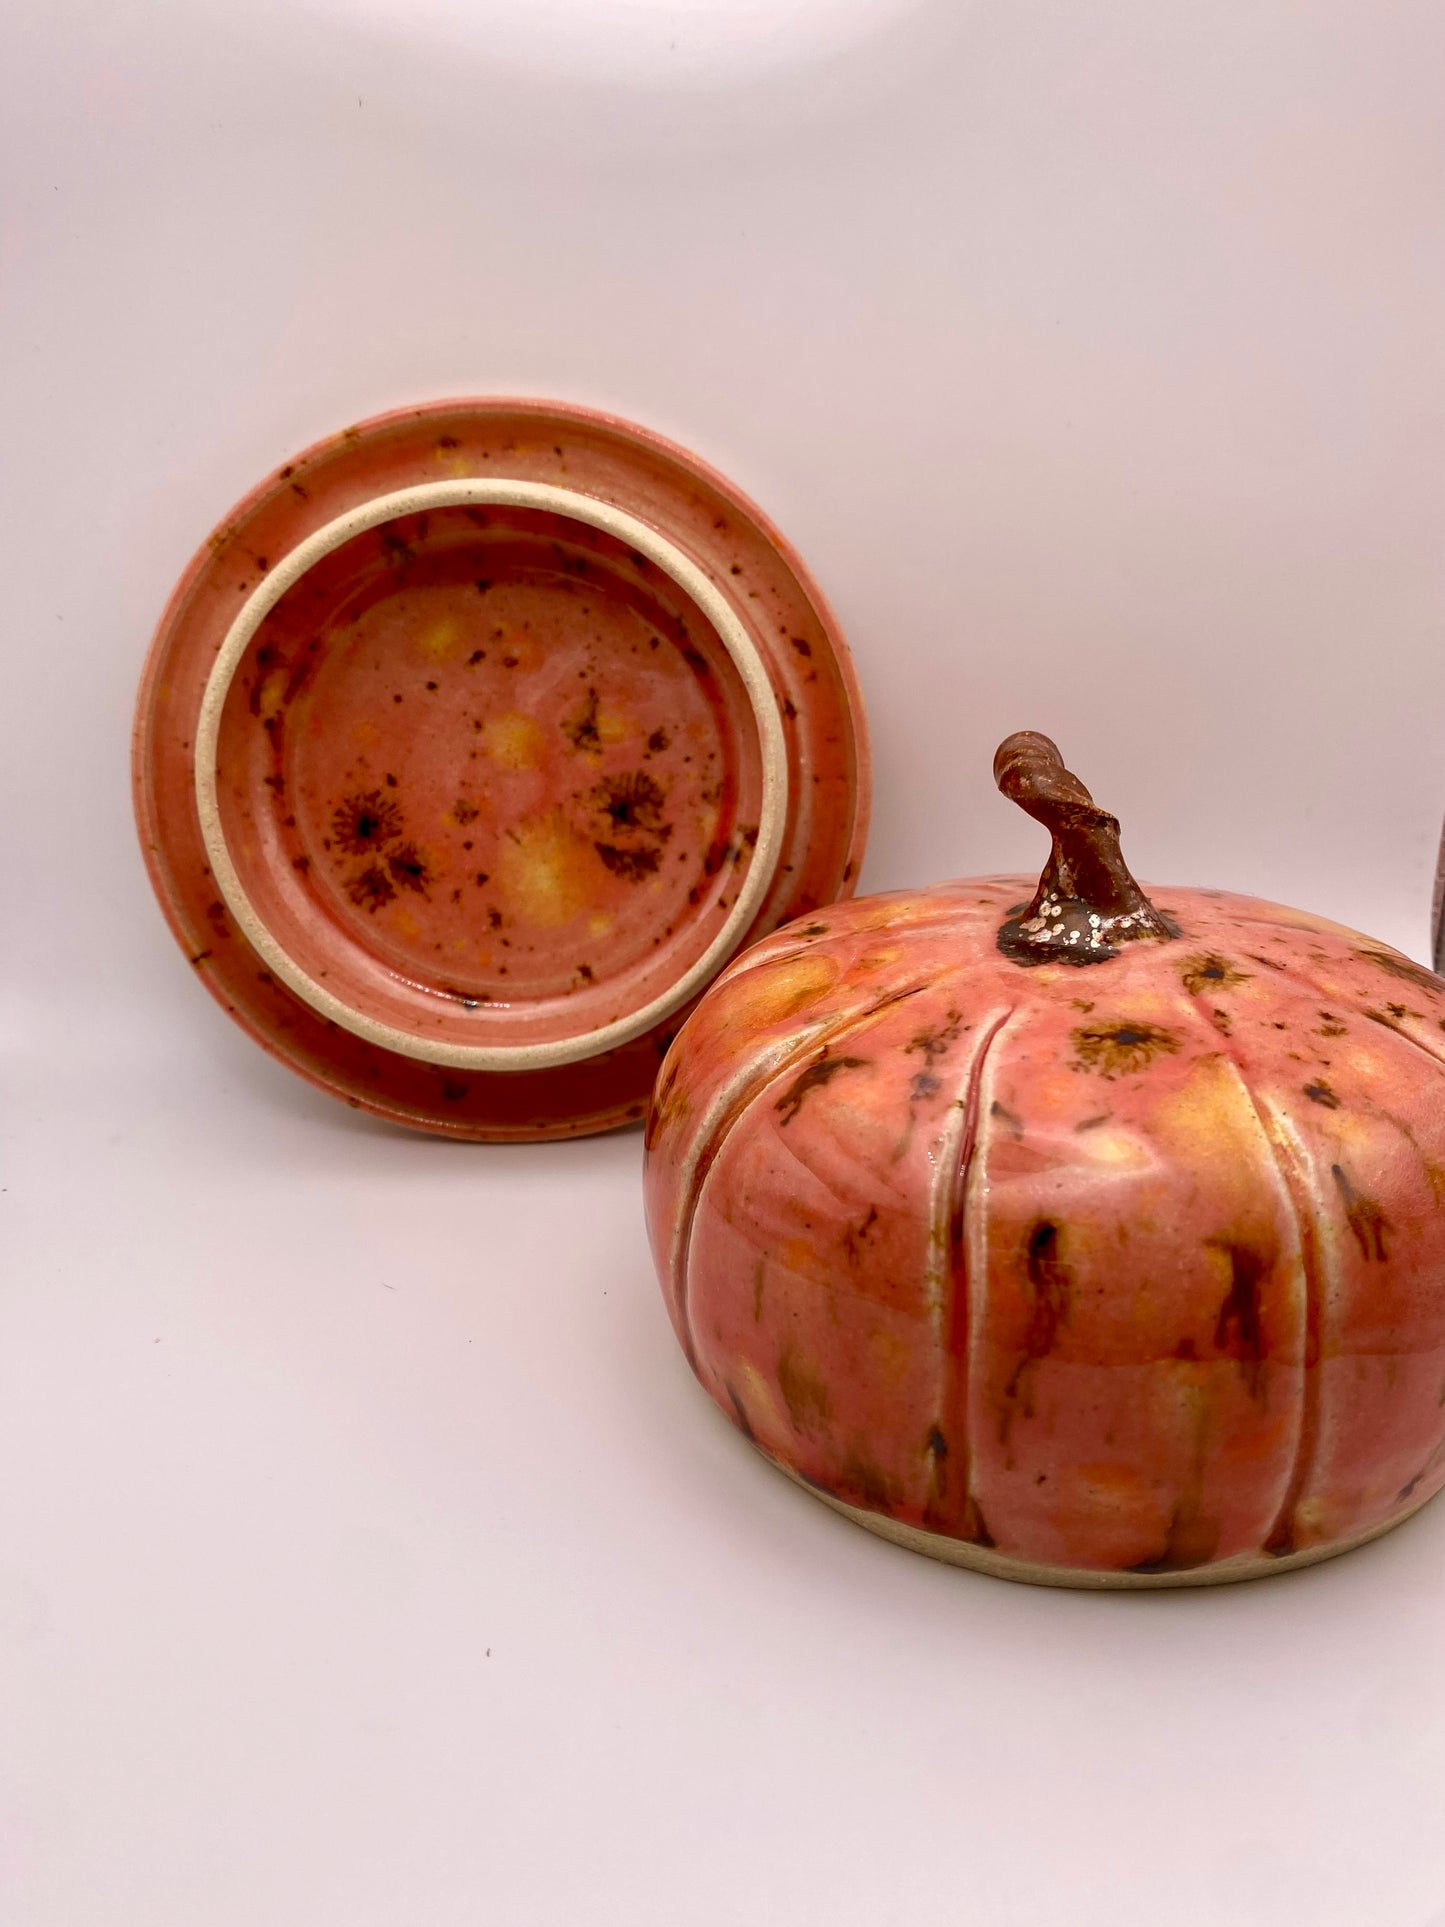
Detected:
[133,399,869,1138]
[645,878,1445,1579]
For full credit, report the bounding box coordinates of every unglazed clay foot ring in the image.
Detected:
[194,479,789,1071]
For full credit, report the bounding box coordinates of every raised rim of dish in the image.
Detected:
[194,476,789,1071]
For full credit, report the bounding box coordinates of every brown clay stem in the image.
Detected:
[993,731,1177,967]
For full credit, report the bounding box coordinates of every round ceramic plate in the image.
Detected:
[134,399,869,1138]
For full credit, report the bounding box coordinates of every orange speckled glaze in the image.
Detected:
[134,399,868,1139]
[645,876,1445,1584]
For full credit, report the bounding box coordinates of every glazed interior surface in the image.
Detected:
[212,504,765,1051]
[134,397,868,1139]
[645,880,1445,1577]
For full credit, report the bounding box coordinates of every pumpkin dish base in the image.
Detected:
[768,1456,1438,1591]
[134,397,870,1138]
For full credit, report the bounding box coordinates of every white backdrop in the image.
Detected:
[4,3,1445,1923]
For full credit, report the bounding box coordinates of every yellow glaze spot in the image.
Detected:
[1067,1460,1158,1507]
[496,811,592,928]
[482,713,546,770]
[1291,1495,1338,1549]
[1323,1105,1389,1157]
[1343,1046,1393,1088]
[353,719,380,749]
[393,908,422,941]
[588,914,613,939]
[1151,1053,1272,1180]
[596,707,629,745]
[1074,1128,1155,1173]
[256,669,288,721]
[733,1361,792,1456]
[422,617,460,660]
[728,953,840,1029]
[778,1237,831,1285]
[857,900,920,933]
[868,1328,911,1386]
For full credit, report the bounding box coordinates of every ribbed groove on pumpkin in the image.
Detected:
[925,1008,1014,1541]
[1171,982,1326,1559]
[1209,935,1445,1075]
[670,980,932,1367]
[715,892,1022,988]
[1249,1101,1328,1559]
[1357,1010,1445,1074]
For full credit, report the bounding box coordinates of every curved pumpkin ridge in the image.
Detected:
[1249,1104,1328,1556]
[963,978,1308,1573]
[1353,1007,1445,1077]
[928,1006,1017,1542]
[678,964,1016,1505]
[1170,907,1445,1552]
[712,879,1030,989]
[667,978,933,1365]
[1174,973,1323,1558]
[1169,956,1331,1561]
[1186,905,1445,1074]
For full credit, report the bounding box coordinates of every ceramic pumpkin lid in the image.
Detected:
[645,733,1445,1588]
[133,399,869,1138]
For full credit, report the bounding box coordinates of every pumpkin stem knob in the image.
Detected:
[993,731,1179,967]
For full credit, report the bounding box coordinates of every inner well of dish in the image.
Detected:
[211,502,767,1051]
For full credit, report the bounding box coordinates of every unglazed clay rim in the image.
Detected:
[768,1455,1439,1590]
[194,478,789,1071]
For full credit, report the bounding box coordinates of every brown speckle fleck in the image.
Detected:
[1211,1243,1269,1398]
[777,1348,831,1432]
[774,1052,868,1125]
[1072,1022,1180,1078]
[596,842,661,881]
[333,790,403,854]
[593,770,667,833]
[839,1451,895,1511]
[1332,1163,1390,1261]
[386,843,431,897]
[1000,1222,1071,1443]
[564,687,602,754]
[905,1010,963,1067]
[1181,954,1251,997]
[347,864,396,912]
[842,1205,879,1264]
[1356,948,1445,996]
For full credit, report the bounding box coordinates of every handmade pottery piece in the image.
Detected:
[645,732,1445,1587]
[134,400,868,1138]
